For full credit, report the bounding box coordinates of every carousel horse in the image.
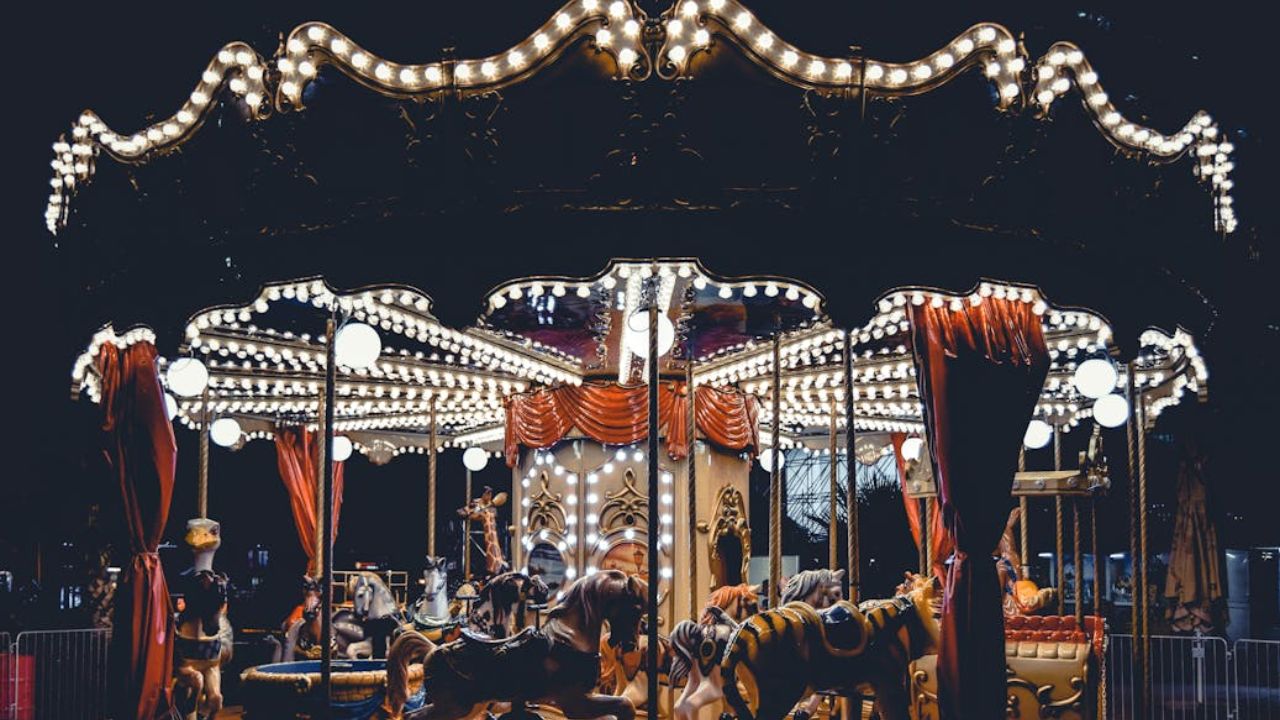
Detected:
[779,569,845,720]
[459,487,511,578]
[467,571,550,639]
[277,575,325,661]
[173,569,234,720]
[996,508,1056,616]
[384,569,647,720]
[335,571,409,659]
[721,577,942,720]
[598,621,675,715]
[412,556,463,642]
[669,584,761,720]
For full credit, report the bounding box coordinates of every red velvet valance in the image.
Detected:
[275,426,346,576]
[910,296,1048,720]
[97,342,177,720]
[504,381,758,466]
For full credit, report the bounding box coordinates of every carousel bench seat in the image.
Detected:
[908,616,1105,720]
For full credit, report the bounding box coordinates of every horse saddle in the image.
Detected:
[461,626,534,646]
[810,601,872,658]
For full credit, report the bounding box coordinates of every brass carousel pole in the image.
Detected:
[463,466,472,580]
[843,331,859,601]
[197,385,210,519]
[828,395,839,570]
[645,286,661,720]
[768,333,782,609]
[1125,363,1142,718]
[1019,446,1030,578]
[319,312,337,712]
[1055,426,1065,616]
[687,353,699,618]
[428,398,438,556]
[1073,498,1083,624]
[1135,387,1152,717]
[1092,495,1101,618]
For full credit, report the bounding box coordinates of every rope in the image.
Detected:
[1054,427,1064,616]
[1019,447,1029,578]
[1125,363,1141,716]
[428,399,438,557]
[1091,495,1101,618]
[197,386,210,520]
[1073,499,1083,624]
[843,332,858,601]
[769,334,782,609]
[1136,389,1151,716]
[688,363,699,619]
[828,395,838,570]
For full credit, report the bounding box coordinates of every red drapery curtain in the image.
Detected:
[890,433,954,585]
[504,381,758,466]
[274,426,346,576]
[909,296,1048,720]
[97,342,177,720]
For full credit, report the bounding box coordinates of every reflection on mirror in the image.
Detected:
[528,542,568,596]
[715,534,745,586]
[601,541,648,580]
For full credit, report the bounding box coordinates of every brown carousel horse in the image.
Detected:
[668,584,761,720]
[721,577,942,720]
[278,575,325,661]
[384,569,647,720]
[173,569,234,720]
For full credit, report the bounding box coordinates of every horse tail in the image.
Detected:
[668,619,700,687]
[384,630,436,719]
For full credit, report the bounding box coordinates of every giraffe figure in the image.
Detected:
[459,487,510,579]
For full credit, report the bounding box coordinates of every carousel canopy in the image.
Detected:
[70,261,1207,464]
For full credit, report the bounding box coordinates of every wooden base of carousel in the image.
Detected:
[908,616,1106,720]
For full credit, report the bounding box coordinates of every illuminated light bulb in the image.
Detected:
[984,62,1001,78]
[332,436,354,462]
[210,418,242,448]
[331,38,348,55]
[1037,89,1055,105]
[167,357,209,397]
[682,1,698,16]
[808,59,825,77]
[556,12,572,30]
[977,27,997,42]
[865,64,884,81]
[456,64,472,80]
[997,38,1016,54]
[596,28,613,46]
[534,33,551,51]
[694,28,710,46]
[1089,92,1108,106]
[609,0,626,18]
[756,32,773,50]
[375,63,392,80]
[718,285,733,299]
[733,11,751,30]
[633,450,644,462]
[1102,111,1121,126]
[1051,77,1069,93]
[399,68,416,83]
[1001,83,1019,98]
[668,45,686,63]
[956,38,974,54]
[764,283,779,297]
[582,0,598,9]
[709,0,725,9]
[625,311,676,358]
[912,64,932,80]
[1093,393,1129,428]
[287,38,305,53]
[888,68,907,84]
[1049,51,1066,66]
[668,19,684,36]
[481,61,498,78]
[780,50,798,68]
[234,50,253,66]
[935,53,954,69]
[835,62,853,79]
[351,52,369,69]
[1007,57,1025,73]
[245,92,262,108]
[335,322,382,369]
[307,26,325,42]
[508,50,525,68]
[1023,419,1053,449]
[1067,50,1084,65]
[425,66,442,83]
[619,48,638,65]
[624,19,640,37]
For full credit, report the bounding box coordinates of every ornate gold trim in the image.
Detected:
[527,471,567,535]
[707,485,750,589]
[600,468,648,532]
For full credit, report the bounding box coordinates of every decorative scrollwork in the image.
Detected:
[707,485,750,588]
[600,468,648,532]
[527,472,567,534]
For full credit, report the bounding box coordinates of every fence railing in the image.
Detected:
[1108,633,1280,720]
[3,629,110,720]
[331,569,412,606]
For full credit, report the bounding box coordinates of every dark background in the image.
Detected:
[3,1,1274,627]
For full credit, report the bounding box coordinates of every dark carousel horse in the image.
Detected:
[384,569,646,720]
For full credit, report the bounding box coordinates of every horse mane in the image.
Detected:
[781,569,839,604]
[702,584,757,623]
[549,569,629,632]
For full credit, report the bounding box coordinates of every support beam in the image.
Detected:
[428,399,438,556]
[1054,427,1065,616]
[769,333,782,609]
[1073,499,1083,623]
[843,332,858,601]
[319,313,337,709]
[687,359,699,618]
[1125,363,1143,719]
[197,385,210,519]
[645,290,661,720]
[828,395,838,570]
[1018,446,1029,578]
[1136,388,1151,718]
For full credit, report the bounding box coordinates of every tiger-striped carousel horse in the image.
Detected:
[779,569,845,720]
[668,584,761,720]
[721,576,942,720]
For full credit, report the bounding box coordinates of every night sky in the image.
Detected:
[5,1,1274,615]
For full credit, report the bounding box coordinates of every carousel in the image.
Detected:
[49,2,1235,720]
[71,261,1206,720]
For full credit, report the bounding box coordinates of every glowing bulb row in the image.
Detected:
[46,42,268,234]
[1032,41,1236,234]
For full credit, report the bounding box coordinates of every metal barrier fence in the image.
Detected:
[1108,633,1280,720]
[331,569,412,606]
[1234,639,1280,720]
[4,629,109,720]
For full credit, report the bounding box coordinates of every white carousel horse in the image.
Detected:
[779,569,846,720]
[334,571,407,659]
[669,583,761,720]
[412,556,456,635]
